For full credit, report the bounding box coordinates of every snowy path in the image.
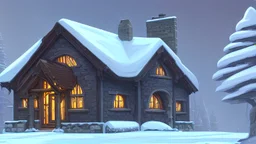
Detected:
[0,131,248,144]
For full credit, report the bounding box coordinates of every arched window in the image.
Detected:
[156,66,166,76]
[70,84,84,109]
[113,94,124,108]
[149,94,163,109]
[57,55,77,67]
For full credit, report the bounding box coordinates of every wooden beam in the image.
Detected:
[30,88,54,92]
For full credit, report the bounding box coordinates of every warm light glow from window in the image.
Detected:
[113,95,124,108]
[71,85,83,95]
[21,98,28,108]
[43,81,51,89]
[149,95,163,109]
[176,101,182,112]
[156,66,166,76]
[57,55,77,67]
[71,84,84,109]
[34,98,38,109]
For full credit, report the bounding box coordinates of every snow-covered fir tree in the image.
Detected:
[213,7,256,138]
[0,33,7,132]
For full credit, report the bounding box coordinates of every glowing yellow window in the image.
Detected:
[57,55,77,67]
[149,95,163,109]
[20,98,28,108]
[176,101,183,112]
[70,84,84,109]
[156,66,166,76]
[113,95,124,108]
[34,98,38,109]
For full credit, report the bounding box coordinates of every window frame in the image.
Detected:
[175,100,186,113]
[149,94,163,110]
[155,65,166,76]
[113,94,125,109]
[70,84,84,109]
[56,55,78,67]
[19,98,28,108]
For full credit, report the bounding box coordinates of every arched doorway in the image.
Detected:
[149,90,173,127]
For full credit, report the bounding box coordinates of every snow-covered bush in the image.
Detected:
[104,121,139,133]
[141,121,176,131]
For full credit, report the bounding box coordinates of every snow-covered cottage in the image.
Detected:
[0,14,198,130]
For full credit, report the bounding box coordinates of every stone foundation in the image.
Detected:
[4,120,27,132]
[61,122,104,133]
[105,126,139,133]
[174,121,194,131]
[4,120,40,133]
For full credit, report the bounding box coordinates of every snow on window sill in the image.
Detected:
[108,108,131,112]
[176,112,187,115]
[68,109,89,113]
[150,75,172,80]
[145,109,165,113]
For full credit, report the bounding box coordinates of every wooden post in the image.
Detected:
[100,78,104,122]
[137,81,141,125]
[28,94,35,129]
[56,93,61,129]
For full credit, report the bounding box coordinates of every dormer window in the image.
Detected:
[156,66,166,76]
[57,55,77,67]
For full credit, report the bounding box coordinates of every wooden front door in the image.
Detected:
[43,92,56,127]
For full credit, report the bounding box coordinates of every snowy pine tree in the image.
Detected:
[213,7,256,138]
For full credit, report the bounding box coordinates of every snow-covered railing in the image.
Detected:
[61,122,104,133]
[174,121,194,131]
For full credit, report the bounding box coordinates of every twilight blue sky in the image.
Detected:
[0,0,255,132]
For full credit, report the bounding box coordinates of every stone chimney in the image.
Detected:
[146,14,177,53]
[118,19,133,41]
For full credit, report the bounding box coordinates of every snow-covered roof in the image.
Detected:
[0,18,198,90]
[236,7,256,31]
[0,39,42,83]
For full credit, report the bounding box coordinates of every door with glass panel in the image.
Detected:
[43,92,56,127]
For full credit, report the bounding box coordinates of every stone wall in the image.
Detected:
[4,120,40,133]
[4,120,27,132]
[141,62,173,125]
[103,78,136,122]
[146,15,177,53]
[174,121,194,131]
[61,122,104,133]
[174,84,190,121]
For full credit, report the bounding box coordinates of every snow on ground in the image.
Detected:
[0,131,248,144]
[104,121,139,129]
[141,121,173,131]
